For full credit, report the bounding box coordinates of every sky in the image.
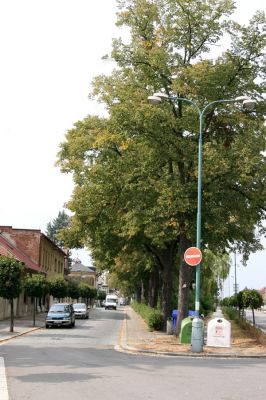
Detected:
[0,0,265,294]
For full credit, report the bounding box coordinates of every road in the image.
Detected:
[0,307,266,400]
[245,309,266,332]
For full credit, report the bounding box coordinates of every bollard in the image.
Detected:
[191,317,204,353]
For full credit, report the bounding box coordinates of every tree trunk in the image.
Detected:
[176,233,194,336]
[148,267,159,308]
[147,243,177,325]
[157,247,175,325]
[252,308,255,326]
[134,284,141,303]
[10,299,14,333]
[33,297,36,327]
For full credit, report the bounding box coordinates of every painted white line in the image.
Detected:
[185,254,201,259]
[0,357,9,400]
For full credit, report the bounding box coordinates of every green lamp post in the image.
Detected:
[148,93,256,352]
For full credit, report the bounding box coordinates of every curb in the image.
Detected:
[0,326,43,344]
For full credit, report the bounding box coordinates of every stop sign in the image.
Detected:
[184,247,202,266]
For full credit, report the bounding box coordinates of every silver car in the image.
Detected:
[73,303,89,319]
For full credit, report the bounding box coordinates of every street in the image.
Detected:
[245,309,266,333]
[0,307,266,400]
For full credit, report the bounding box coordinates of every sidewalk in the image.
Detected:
[0,312,45,343]
[117,307,266,358]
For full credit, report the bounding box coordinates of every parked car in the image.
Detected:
[73,303,89,319]
[45,303,75,328]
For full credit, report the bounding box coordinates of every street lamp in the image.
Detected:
[148,92,256,352]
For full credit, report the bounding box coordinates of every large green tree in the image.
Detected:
[57,0,266,332]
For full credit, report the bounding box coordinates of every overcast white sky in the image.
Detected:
[0,0,265,294]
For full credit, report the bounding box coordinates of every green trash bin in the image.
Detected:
[180,316,194,344]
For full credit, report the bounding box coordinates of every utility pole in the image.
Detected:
[234,251,237,295]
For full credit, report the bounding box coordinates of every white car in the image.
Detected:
[73,303,89,319]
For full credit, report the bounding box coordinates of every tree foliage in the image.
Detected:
[0,256,25,332]
[46,210,70,248]
[57,0,266,331]
[48,276,68,302]
[24,274,46,326]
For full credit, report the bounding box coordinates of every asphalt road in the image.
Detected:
[0,307,266,400]
[245,309,266,332]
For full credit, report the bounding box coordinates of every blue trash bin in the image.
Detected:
[172,310,179,331]
[172,310,196,332]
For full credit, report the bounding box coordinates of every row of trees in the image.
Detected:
[0,256,97,332]
[57,0,266,333]
[221,289,264,325]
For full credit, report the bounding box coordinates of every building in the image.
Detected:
[0,226,67,319]
[68,258,96,287]
[259,287,266,305]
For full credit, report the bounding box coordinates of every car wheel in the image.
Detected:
[45,324,50,329]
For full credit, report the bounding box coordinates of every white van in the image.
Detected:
[105,294,118,310]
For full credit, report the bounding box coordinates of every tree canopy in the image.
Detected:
[57,0,266,329]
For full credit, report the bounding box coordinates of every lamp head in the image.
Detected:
[242,99,256,110]
[148,95,162,105]
[148,92,169,105]
[235,96,256,110]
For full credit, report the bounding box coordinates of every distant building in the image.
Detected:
[259,287,266,304]
[0,226,67,278]
[0,225,67,320]
[68,258,96,287]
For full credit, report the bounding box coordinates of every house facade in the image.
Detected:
[0,226,67,320]
[68,258,96,287]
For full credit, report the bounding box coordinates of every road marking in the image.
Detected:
[0,357,9,400]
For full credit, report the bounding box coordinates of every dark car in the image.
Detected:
[45,303,75,328]
[73,303,89,319]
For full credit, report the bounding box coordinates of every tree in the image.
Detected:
[241,289,264,325]
[57,0,266,332]
[0,256,25,332]
[46,210,72,273]
[67,279,80,300]
[24,274,46,326]
[46,210,70,248]
[80,283,97,307]
[48,277,68,302]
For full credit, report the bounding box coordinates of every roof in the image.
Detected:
[70,259,95,274]
[0,234,42,273]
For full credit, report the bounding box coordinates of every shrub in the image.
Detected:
[148,310,164,331]
[131,301,164,331]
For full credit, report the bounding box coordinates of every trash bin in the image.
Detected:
[179,316,194,344]
[206,317,231,348]
[172,310,178,333]
[166,318,173,335]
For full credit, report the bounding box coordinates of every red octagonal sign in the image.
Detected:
[184,247,202,266]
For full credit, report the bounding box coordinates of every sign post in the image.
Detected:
[184,246,204,353]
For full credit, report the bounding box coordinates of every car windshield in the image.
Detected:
[49,305,70,313]
[73,304,86,310]
[107,299,116,304]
